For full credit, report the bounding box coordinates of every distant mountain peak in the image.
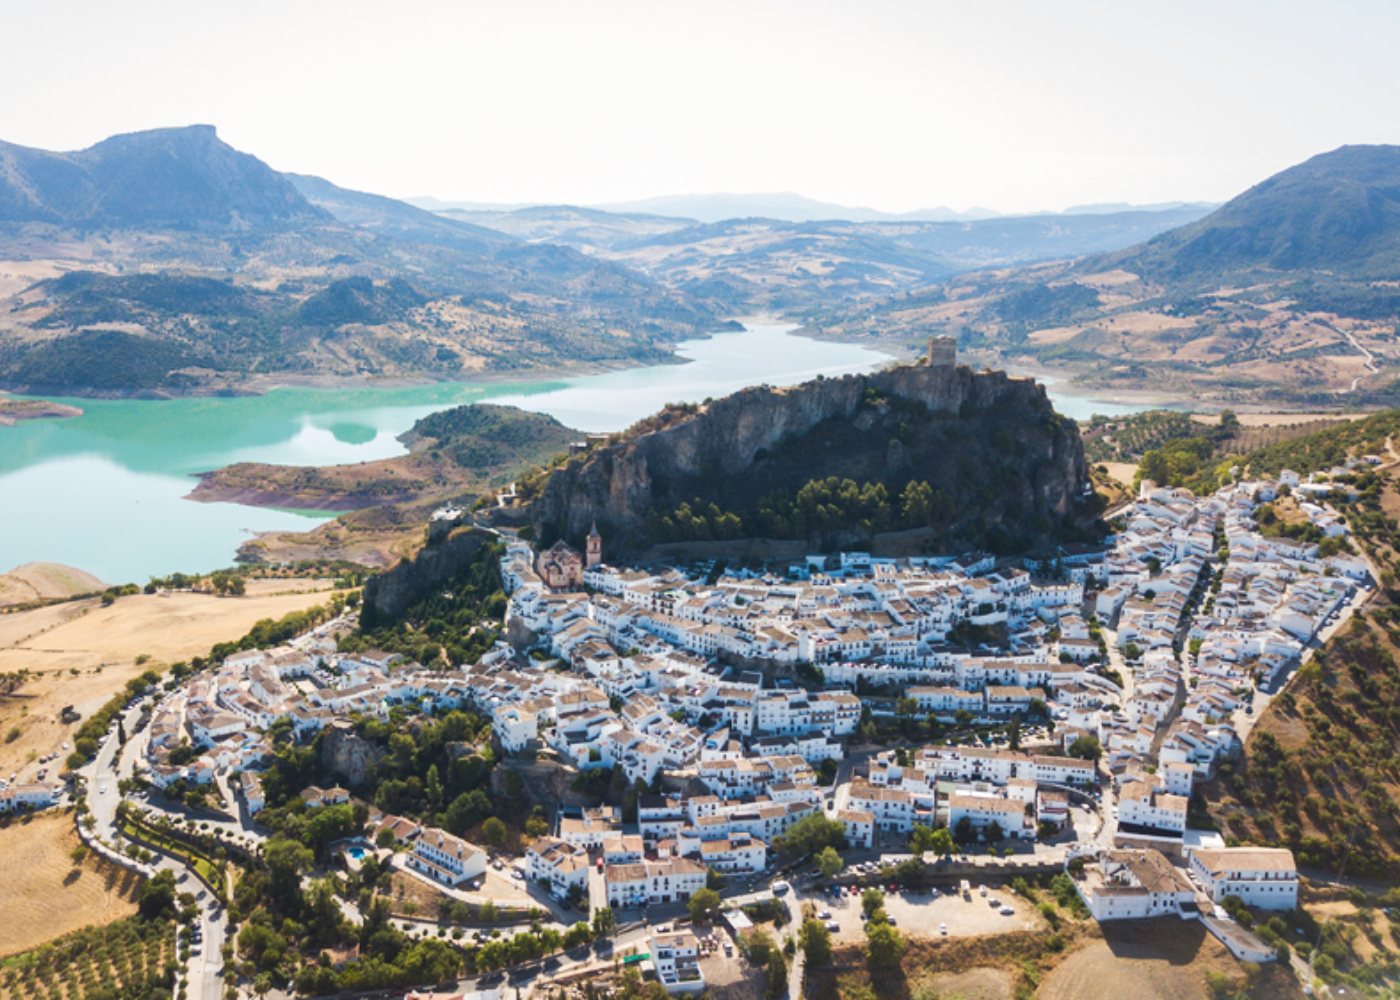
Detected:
[0,124,324,230]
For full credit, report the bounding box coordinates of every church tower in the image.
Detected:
[586,521,602,568]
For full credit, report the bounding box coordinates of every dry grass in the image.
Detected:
[0,810,141,957]
[0,563,106,609]
[806,917,1301,1000]
[806,926,1092,1000]
[919,966,1013,999]
[1100,462,1140,489]
[1036,921,1240,1000]
[0,579,336,779]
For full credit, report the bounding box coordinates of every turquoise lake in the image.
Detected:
[0,323,1143,583]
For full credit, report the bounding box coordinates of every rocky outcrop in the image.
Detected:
[519,362,1092,555]
[318,719,386,789]
[361,526,495,624]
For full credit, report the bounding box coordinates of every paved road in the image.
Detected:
[82,701,229,1000]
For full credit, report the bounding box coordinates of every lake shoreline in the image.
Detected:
[1,322,891,582]
[2,337,719,403]
[0,397,84,426]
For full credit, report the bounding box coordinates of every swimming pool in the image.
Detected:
[346,845,368,861]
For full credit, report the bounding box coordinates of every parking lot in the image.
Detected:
[799,883,1042,942]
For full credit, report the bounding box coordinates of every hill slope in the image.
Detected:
[1113,145,1400,280]
[0,125,323,230]
[192,402,577,511]
[0,127,727,395]
[1201,411,1400,879]
[448,205,1210,312]
[810,146,1400,406]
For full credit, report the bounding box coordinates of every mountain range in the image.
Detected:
[0,126,725,395]
[433,204,1212,311]
[1,126,1397,406]
[410,191,1215,225]
[808,145,1400,406]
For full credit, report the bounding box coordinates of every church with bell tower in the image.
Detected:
[586,521,602,568]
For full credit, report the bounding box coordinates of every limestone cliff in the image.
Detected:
[518,362,1093,555]
[318,719,386,789]
[362,526,496,624]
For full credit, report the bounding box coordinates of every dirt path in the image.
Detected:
[1340,328,1379,392]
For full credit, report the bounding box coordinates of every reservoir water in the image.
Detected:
[0,323,1142,583]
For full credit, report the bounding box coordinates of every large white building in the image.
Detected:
[0,782,56,813]
[1074,849,1198,921]
[947,790,1034,839]
[524,837,591,899]
[604,857,707,909]
[650,928,705,994]
[407,827,487,887]
[1189,847,1298,910]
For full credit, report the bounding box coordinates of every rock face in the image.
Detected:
[362,526,495,624]
[318,719,385,789]
[522,362,1092,555]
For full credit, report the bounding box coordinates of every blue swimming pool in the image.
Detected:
[346,846,367,860]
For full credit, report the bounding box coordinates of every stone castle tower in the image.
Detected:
[927,336,957,368]
[586,521,602,568]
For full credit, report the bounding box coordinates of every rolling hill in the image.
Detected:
[445,204,1211,312]
[809,146,1400,407]
[0,127,727,396]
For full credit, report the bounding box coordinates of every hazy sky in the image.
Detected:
[5,1,1397,213]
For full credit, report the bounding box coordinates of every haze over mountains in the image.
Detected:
[0,126,724,395]
[409,191,1214,225]
[812,145,1400,406]
[431,202,1212,311]
[0,126,1397,406]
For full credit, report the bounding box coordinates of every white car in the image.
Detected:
[939,922,948,935]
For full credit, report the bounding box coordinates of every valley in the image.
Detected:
[4,115,1400,1000]
[804,147,1400,408]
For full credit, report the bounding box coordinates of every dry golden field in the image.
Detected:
[0,811,141,957]
[0,578,335,780]
[0,562,106,609]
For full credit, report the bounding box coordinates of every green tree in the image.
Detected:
[861,887,884,919]
[481,816,507,848]
[592,905,616,939]
[814,845,844,880]
[1068,734,1102,762]
[138,869,177,919]
[264,836,313,914]
[764,946,788,1000]
[799,917,832,967]
[688,887,721,924]
[425,763,443,811]
[773,813,847,859]
[865,921,905,970]
[929,826,955,857]
[899,480,934,526]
